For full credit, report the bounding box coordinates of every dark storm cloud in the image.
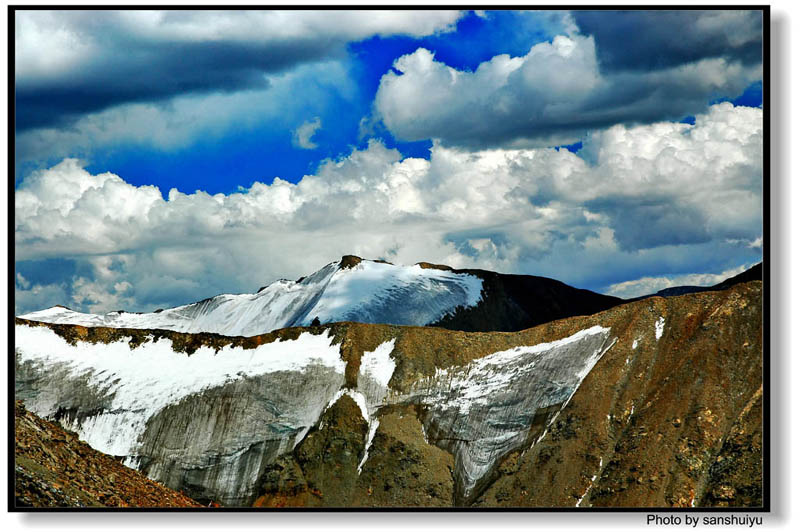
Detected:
[572,10,763,72]
[14,10,463,131]
[586,198,712,252]
[15,37,337,130]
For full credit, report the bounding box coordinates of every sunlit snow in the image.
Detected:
[655,316,665,340]
[15,323,345,456]
[21,260,483,337]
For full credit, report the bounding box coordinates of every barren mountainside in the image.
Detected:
[15,280,762,508]
[14,401,202,508]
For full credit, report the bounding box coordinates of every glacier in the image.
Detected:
[20,259,483,337]
[15,319,612,505]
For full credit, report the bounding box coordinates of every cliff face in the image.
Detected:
[14,281,762,508]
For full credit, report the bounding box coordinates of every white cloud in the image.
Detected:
[16,10,464,81]
[14,104,762,314]
[293,117,322,149]
[16,273,31,290]
[116,10,463,42]
[14,9,465,154]
[374,35,761,147]
[605,264,753,299]
[14,11,98,81]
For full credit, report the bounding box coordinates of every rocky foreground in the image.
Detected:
[14,401,203,508]
[14,281,762,508]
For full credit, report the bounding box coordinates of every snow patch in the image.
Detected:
[655,316,665,340]
[325,389,370,422]
[305,261,483,327]
[358,419,380,474]
[354,339,398,474]
[405,327,616,498]
[15,324,345,456]
[319,339,398,475]
[359,338,397,389]
[425,326,611,416]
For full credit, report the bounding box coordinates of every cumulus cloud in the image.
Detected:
[14,103,762,314]
[293,117,323,149]
[374,28,761,147]
[15,10,464,130]
[605,264,754,299]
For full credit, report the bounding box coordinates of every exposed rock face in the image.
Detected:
[14,281,762,508]
[699,386,762,508]
[339,255,363,269]
[430,268,623,332]
[14,401,201,508]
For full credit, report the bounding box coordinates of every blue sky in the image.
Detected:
[14,9,764,314]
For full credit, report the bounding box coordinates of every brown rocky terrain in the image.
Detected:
[14,280,763,508]
[253,281,763,508]
[473,281,763,508]
[14,401,203,508]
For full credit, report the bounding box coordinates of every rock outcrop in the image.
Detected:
[14,281,762,508]
[14,401,202,508]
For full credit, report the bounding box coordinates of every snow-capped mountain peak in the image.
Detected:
[20,256,484,337]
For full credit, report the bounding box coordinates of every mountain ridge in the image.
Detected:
[19,255,624,336]
[14,280,762,507]
[640,263,763,299]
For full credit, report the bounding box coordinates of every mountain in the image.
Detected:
[19,255,623,336]
[14,279,762,508]
[14,401,202,508]
[710,263,763,290]
[648,263,763,298]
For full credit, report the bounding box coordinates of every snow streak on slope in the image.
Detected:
[400,326,613,500]
[655,316,666,340]
[15,323,345,457]
[355,340,397,473]
[20,260,483,337]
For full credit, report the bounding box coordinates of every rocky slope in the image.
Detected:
[14,401,202,508]
[19,255,622,336]
[14,281,762,508]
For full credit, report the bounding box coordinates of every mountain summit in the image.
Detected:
[20,255,623,336]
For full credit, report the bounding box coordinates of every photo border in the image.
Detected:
[6,4,771,514]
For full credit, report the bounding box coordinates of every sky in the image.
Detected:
[13,8,765,315]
